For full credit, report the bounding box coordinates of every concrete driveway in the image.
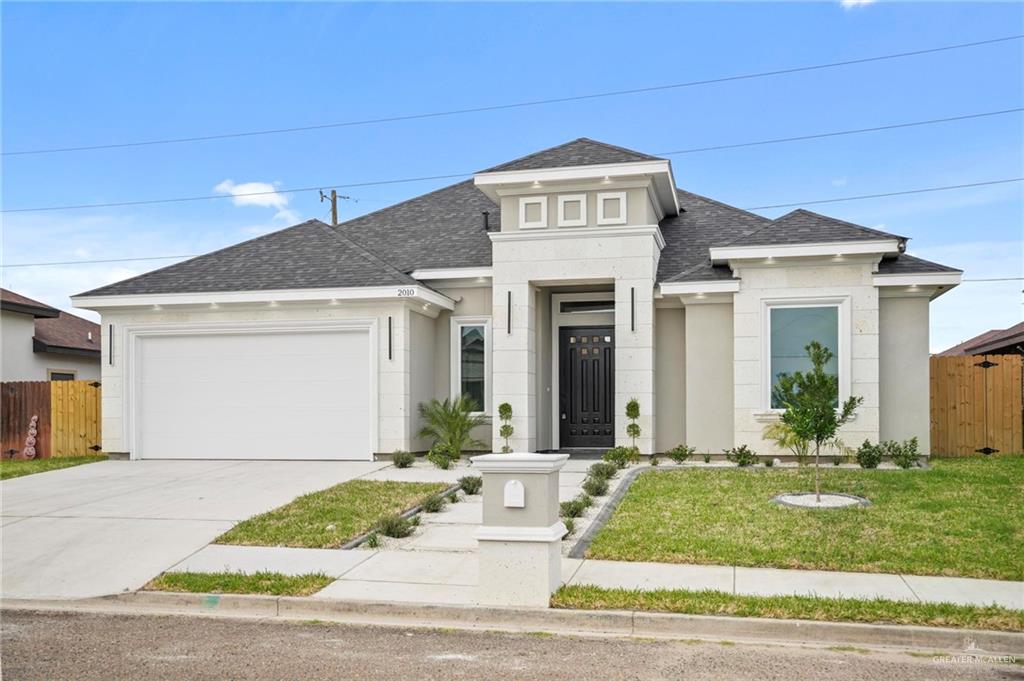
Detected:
[1,459,388,600]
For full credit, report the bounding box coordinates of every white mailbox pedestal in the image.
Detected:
[471,453,568,607]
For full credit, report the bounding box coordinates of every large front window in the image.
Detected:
[452,317,490,413]
[769,305,839,408]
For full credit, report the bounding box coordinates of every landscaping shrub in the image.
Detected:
[417,395,489,459]
[420,495,446,513]
[426,445,454,470]
[560,498,588,518]
[666,444,696,464]
[856,440,883,469]
[582,475,609,497]
[603,446,640,469]
[762,421,811,466]
[702,453,712,463]
[458,475,482,495]
[724,445,759,467]
[447,490,460,503]
[764,458,775,468]
[887,437,921,469]
[625,398,641,450]
[578,493,593,509]
[364,531,380,549]
[588,462,618,481]
[498,402,514,453]
[376,514,413,538]
[562,518,575,538]
[391,450,415,468]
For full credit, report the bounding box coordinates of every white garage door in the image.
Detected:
[135,328,373,460]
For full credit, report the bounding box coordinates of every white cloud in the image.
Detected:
[840,0,876,8]
[831,177,848,187]
[214,179,299,222]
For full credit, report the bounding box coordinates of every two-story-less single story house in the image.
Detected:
[2,288,102,381]
[73,139,961,461]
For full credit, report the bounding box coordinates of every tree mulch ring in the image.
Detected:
[771,492,871,509]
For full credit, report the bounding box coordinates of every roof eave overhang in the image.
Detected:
[709,239,902,264]
[658,280,740,296]
[32,337,101,359]
[473,160,680,216]
[873,271,962,300]
[1,301,61,318]
[72,285,457,312]
[969,333,1024,355]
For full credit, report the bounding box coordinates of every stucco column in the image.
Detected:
[491,281,536,452]
[472,453,567,607]
[615,279,656,454]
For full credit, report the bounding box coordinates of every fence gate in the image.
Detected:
[1,380,102,458]
[930,354,1023,456]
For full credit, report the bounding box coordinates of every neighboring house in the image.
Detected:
[935,322,1024,357]
[1,288,101,382]
[73,138,961,461]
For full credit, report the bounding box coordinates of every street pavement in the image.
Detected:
[2,610,1016,681]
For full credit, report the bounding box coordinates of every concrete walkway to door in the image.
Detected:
[1,459,389,599]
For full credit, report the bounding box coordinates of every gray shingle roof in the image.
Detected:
[79,219,418,296]
[727,209,908,247]
[481,138,662,173]
[78,139,959,297]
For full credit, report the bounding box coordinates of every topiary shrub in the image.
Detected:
[392,450,415,468]
[458,475,482,495]
[625,398,641,449]
[886,437,921,469]
[603,446,640,469]
[498,402,514,453]
[582,475,608,497]
[724,445,759,467]
[376,514,413,538]
[666,444,696,464]
[588,461,618,480]
[420,495,446,513]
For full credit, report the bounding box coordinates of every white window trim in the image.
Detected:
[761,296,851,414]
[596,191,627,226]
[557,194,587,227]
[518,196,548,230]
[450,316,491,414]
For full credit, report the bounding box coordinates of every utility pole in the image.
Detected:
[319,190,353,227]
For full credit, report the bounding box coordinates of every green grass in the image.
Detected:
[552,585,1024,632]
[586,456,1023,580]
[215,479,447,548]
[147,571,332,596]
[0,455,107,480]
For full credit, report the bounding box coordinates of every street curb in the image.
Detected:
[4,592,1021,655]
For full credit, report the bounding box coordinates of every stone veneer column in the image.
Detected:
[615,278,656,454]
[491,281,536,452]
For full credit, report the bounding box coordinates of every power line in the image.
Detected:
[656,108,1024,155]
[5,34,1021,157]
[1,254,199,268]
[742,178,1023,210]
[3,107,1021,214]
[962,277,1024,282]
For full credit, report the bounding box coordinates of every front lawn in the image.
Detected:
[216,479,447,548]
[552,585,1024,632]
[0,455,107,480]
[147,571,332,596]
[586,456,1023,580]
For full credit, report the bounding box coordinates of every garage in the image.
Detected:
[132,326,375,460]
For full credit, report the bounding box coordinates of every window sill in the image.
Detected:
[753,409,858,423]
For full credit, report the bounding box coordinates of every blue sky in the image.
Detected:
[2,1,1021,351]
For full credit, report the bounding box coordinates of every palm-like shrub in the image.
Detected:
[417,395,490,461]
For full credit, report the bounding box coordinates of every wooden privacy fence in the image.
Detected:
[930,354,1023,457]
[1,381,101,458]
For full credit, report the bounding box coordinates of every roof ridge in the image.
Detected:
[781,208,908,241]
[337,179,485,230]
[310,219,419,286]
[479,137,661,173]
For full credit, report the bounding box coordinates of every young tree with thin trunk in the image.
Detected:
[771,342,862,502]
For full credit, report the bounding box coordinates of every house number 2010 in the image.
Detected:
[397,288,416,297]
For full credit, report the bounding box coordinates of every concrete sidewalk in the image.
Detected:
[170,544,1023,610]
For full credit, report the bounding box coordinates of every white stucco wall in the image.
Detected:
[684,301,734,452]
[491,228,660,453]
[92,301,420,456]
[408,308,436,452]
[654,306,685,452]
[731,259,880,455]
[1,310,101,382]
[879,295,931,453]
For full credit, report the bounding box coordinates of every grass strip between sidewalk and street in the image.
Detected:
[552,585,1024,632]
[0,455,107,480]
[585,456,1023,580]
[215,479,448,548]
[147,571,333,597]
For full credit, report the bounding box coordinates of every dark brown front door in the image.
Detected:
[559,326,614,448]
